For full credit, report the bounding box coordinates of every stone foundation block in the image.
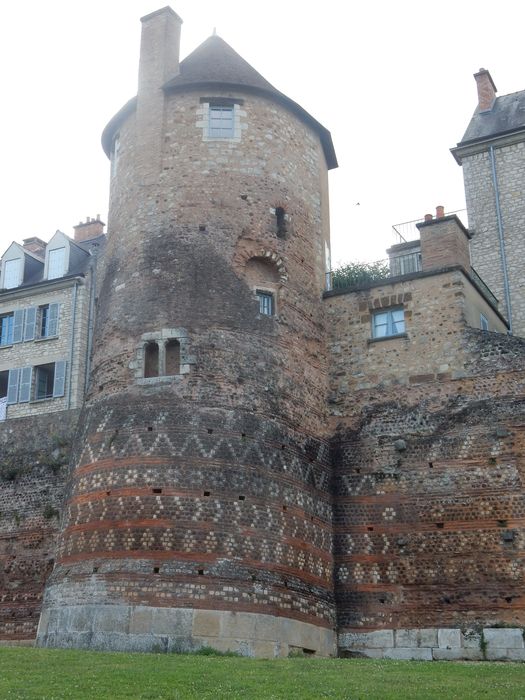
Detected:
[484,628,524,649]
[505,648,525,661]
[438,628,461,648]
[461,629,482,649]
[193,610,221,638]
[433,647,482,661]
[129,607,153,634]
[220,612,256,639]
[384,647,433,661]
[340,630,394,649]
[394,628,437,648]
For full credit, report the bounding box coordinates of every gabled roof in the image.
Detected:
[453,89,525,160]
[102,35,337,169]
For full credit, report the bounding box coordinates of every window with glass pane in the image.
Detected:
[209,105,234,138]
[372,308,405,338]
[47,247,66,279]
[256,291,274,316]
[4,259,21,289]
[0,314,14,346]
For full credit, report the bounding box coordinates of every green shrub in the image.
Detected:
[331,261,390,290]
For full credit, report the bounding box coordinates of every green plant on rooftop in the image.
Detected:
[331,261,390,290]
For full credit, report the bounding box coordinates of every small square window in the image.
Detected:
[372,308,405,338]
[256,290,274,316]
[480,313,489,331]
[209,105,234,138]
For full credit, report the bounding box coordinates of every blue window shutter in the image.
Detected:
[24,307,37,341]
[18,366,32,403]
[12,309,24,343]
[48,303,59,337]
[7,369,20,404]
[53,360,66,398]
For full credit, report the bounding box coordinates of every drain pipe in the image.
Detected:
[67,280,79,409]
[489,145,513,334]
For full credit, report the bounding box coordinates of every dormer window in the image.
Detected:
[47,247,66,280]
[4,259,21,289]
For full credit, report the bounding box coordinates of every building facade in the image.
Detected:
[0,7,524,659]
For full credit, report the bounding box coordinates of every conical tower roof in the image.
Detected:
[102,34,337,168]
[164,35,278,93]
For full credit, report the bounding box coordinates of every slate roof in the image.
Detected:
[164,35,277,93]
[102,35,337,169]
[0,234,105,294]
[457,90,525,146]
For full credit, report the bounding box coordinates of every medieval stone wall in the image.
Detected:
[37,64,336,653]
[0,411,77,641]
[327,273,525,647]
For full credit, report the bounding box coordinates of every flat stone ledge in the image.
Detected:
[339,627,525,662]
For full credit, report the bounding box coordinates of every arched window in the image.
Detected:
[165,339,181,376]
[144,342,159,378]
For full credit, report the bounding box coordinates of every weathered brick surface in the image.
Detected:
[0,411,77,640]
[328,275,525,635]
[38,12,335,652]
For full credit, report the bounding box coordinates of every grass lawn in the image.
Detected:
[1,647,525,699]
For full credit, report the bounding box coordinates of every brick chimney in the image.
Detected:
[474,68,497,112]
[136,7,183,183]
[23,237,46,258]
[73,215,105,243]
[138,7,182,98]
[417,208,471,274]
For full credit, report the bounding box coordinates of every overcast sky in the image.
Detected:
[1,1,523,266]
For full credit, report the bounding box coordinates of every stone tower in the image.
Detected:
[452,68,525,337]
[36,6,337,656]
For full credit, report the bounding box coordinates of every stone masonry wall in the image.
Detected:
[463,142,525,337]
[0,280,90,418]
[38,69,336,652]
[0,410,78,641]
[327,275,525,647]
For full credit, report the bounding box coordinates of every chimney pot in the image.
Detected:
[73,216,106,243]
[436,205,445,218]
[474,68,497,111]
[424,214,433,222]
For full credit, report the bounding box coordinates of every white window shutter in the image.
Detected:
[48,303,59,337]
[12,309,24,343]
[53,360,66,398]
[47,248,66,279]
[7,368,20,404]
[24,307,37,341]
[4,259,21,289]
[18,367,32,403]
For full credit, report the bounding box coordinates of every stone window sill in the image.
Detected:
[35,335,59,343]
[368,333,408,345]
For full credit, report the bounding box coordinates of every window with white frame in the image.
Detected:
[372,308,405,338]
[6,360,66,405]
[208,105,234,138]
[256,290,274,316]
[0,313,14,346]
[3,259,21,289]
[39,303,59,338]
[480,313,489,331]
[47,247,66,280]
